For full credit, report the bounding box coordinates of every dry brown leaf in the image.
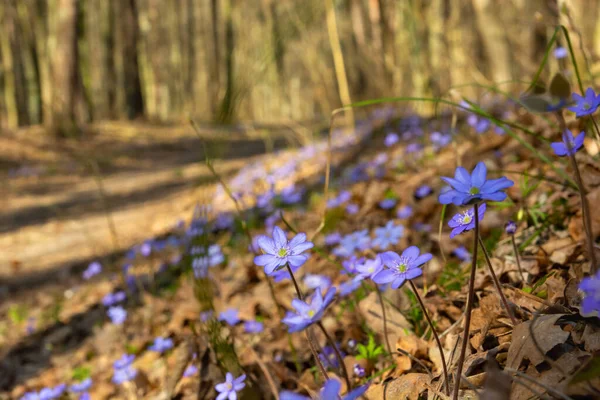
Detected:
[506,314,569,369]
[358,291,411,349]
[365,373,429,400]
[481,356,512,400]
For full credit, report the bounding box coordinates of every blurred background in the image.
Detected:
[0,0,598,135]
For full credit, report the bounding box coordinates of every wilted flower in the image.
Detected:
[505,220,517,235]
[215,373,246,400]
[282,287,336,332]
[372,221,404,250]
[439,162,513,205]
[551,130,585,157]
[448,203,486,238]
[373,247,432,289]
[254,227,314,276]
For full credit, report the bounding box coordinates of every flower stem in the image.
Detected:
[375,287,393,358]
[556,111,597,274]
[408,280,450,396]
[590,115,600,144]
[317,321,352,389]
[453,203,480,400]
[285,264,329,381]
[477,236,518,325]
[510,234,527,283]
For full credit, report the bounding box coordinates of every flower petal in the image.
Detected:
[402,246,420,260]
[288,233,307,249]
[257,236,276,254]
[321,379,342,398]
[454,167,471,186]
[372,269,396,284]
[471,162,487,187]
[412,253,433,267]
[551,142,568,156]
[441,177,469,192]
[379,251,401,267]
[254,254,273,266]
[390,276,406,289]
[272,226,287,248]
[287,254,308,267]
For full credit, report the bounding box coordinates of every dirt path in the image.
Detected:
[0,121,306,290]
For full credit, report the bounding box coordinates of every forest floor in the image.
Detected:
[1,108,599,400]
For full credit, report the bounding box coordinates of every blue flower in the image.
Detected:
[102,291,126,307]
[107,306,127,325]
[505,220,517,235]
[397,205,413,219]
[415,185,432,199]
[355,256,384,280]
[183,365,198,377]
[384,133,399,147]
[579,271,600,318]
[554,46,568,59]
[271,264,301,282]
[282,287,336,332]
[373,247,432,289]
[215,372,246,400]
[254,227,314,275]
[112,366,137,385]
[353,363,366,377]
[149,337,173,353]
[83,261,102,280]
[70,378,92,393]
[341,256,365,274]
[113,354,135,369]
[453,246,471,262]
[439,162,514,205]
[327,190,352,208]
[551,129,585,157]
[379,198,397,209]
[448,203,486,238]
[319,344,345,369]
[568,88,600,117]
[324,232,342,246]
[338,277,363,297]
[334,230,371,257]
[280,184,304,205]
[244,320,264,334]
[21,385,66,400]
[304,274,332,292]
[372,221,404,250]
[219,308,240,326]
[345,203,359,215]
[280,379,369,400]
[430,131,452,150]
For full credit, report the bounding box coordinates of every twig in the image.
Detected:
[376,288,393,358]
[247,345,280,400]
[452,203,480,400]
[510,234,527,283]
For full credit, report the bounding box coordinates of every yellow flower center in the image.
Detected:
[308,310,316,318]
[398,263,407,273]
[469,187,480,195]
[278,248,288,257]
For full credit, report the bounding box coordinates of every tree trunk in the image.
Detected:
[120,0,144,119]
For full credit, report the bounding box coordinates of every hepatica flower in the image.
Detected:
[384,132,399,147]
[215,372,246,400]
[439,162,513,205]
[334,230,371,257]
[373,247,432,289]
[254,226,314,276]
[324,232,342,246]
[415,185,432,199]
[21,385,66,400]
[113,354,135,369]
[554,46,567,59]
[219,308,240,326]
[244,320,264,334]
[319,344,345,369]
[183,365,198,377]
[379,198,397,209]
[83,261,102,280]
[355,256,384,280]
[280,379,369,400]
[505,220,517,235]
[304,274,331,292]
[397,205,413,219]
[448,203,486,238]
[551,130,585,157]
[102,291,126,307]
[568,88,600,117]
[70,378,92,393]
[149,336,174,353]
[341,255,365,274]
[453,246,471,262]
[107,306,127,325]
[372,221,404,249]
[282,287,336,332]
[579,271,600,318]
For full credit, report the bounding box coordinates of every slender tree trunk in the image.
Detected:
[120,0,144,119]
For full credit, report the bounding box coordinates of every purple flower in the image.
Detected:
[384,133,399,147]
[373,247,432,289]
[200,310,214,322]
[453,246,471,262]
[280,379,369,400]
[304,274,331,292]
[149,337,174,353]
[282,287,336,332]
[554,46,568,59]
[439,162,514,205]
[379,198,397,209]
[324,232,342,246]
[551,129,585,156]
[70,378,92,393]
[83,261,102,280]
[219,308,240,326]
[215,372,246,400]
[415,185,432,199]
[112,366,137,385]
[102,291,126,307]
[107,306,127,325]
[281,184,304,204]
[140,241,153,257]
[406,143,422,154]
[254,227,314,276]
[214,212,235,230]
[271,263,301,282]
[397,205,413,219]
[413,222,431,232]
[244,320,264,334]
[339,277,363,297]
[183,365,198,377]
[353,363,366,378]
[327,190,352,208]
[341,256,365,274]
[345,203,359,215]
[355,256,384,280]
[579,271,600,317]
[505,220,517,235]
[21,385,66,400]
[334,230,371,257]
[372,221,403,250]
[448,203,486,238]
[319,344,345,369]
[114,354,135,369]
[568,88,600,117]
[430,131,451,150]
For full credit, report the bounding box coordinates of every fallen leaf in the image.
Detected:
[365,373,429,400]
[481,356,512,400]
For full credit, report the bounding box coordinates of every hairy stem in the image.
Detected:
[409,280,450,396]
[285,264,329,381]
[478,236,518,325]
[317,321,352,389]
[453,203,480,400]
[376,287,393,358]
[556,112,597,274]
[510,234,527,283]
